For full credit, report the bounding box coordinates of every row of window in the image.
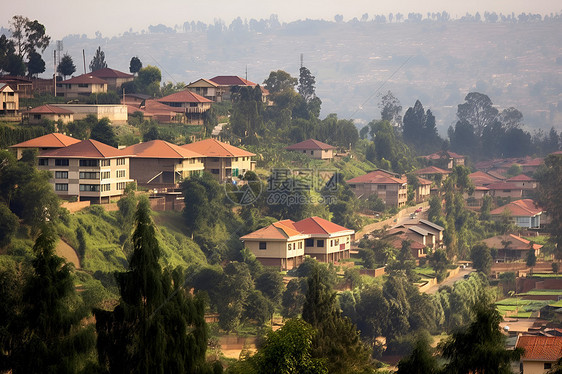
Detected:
[39,158,126,167]
[53,170,127,179]
[258,238,348,251]
[287,242,303,250]
[55,183,127,192]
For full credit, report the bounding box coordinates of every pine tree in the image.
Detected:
[89,46,107,72]
[95,197,210,373]
[57,53,76,79]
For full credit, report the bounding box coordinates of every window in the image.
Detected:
[33,114,41,120]
[79,184,100,192]
[211,158,220,162]
[100,159,110,167]
[80,171,100,179]
[317,240,324,248]
[378,185,387,190]
[55,159,69,166]
[288,243,292,250]
[545,363,552,370]
[211,169,219,174]
[78,83,89,88]
[38,158,48,166]
[305,238,314,247]
[79,159,98,167]
[310,151,313,155]
[298,242,303,249]
[55,183,68,191]
[116,158,126,166]
[330,240,334,247]
[259,241,267,250]
[101,171,111,180]
[55,171,68,179]
[116,182,127,190]
[101,184,111,192]
[116,170,126,178]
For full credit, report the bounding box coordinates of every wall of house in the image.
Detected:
[28,113,73,125]
[491,189,523,199]
[57,83,107,98]
[230,157,253,177]
[522,360,553,374]
[53,104,127,124]
[245,239,305,260]
[0,88,18,113]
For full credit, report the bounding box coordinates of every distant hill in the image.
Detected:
[33,18,562,134]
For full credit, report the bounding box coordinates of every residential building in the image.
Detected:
[481,234,542,261]
[346,170,408,207]
[181,138,255,182]
[186,78,223,102]
[516,336,562,374]
[486,182,524,199]
[208,75,270,103]
[285,139,336,160]
[421,150,465,169]
[0,76,33,98]
[401,219,445,248]
[240,216,355,270]
[507,174,538,197]
[128,99,184,123]
[490,199,543,229]
[24,104,74,125]
[413,165,451,181]
[469,171,503,187]
[37,139,133,203]
[51,104,128,124]
[157,90,212,125]
[88,67,134,89]
[122,93,151,106]
[122,140,204,188]
[0,83,18,115]
[415,177,432,203]
[56,74,108,99]
[9,132,81,159]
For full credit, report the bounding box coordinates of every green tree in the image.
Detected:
[10,16,50,60]
[263,70,297,95]
[427,195,443,222]
[217,262,254,331]
[0,202,19,248]
[397,331,439,374]
[26,51,45,77]
[90,117,117,147]
[89,46,107,72]
[471,243,492,276]
[526,247,537,275]
[129,56,142,75]
[95,198,210,373]
[298,66,317,103]
[479,195,493,221]
[440,301,523,374]
[281,278,307,319]
[456,92,499,137]
[256,269,284,305]
[57,53,76,79]
[429,248,449,282]
[379,90,402,126]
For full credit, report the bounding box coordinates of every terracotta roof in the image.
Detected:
[469,171,502,186]
[486,170,507,180]
[240,220,303,240]
[157,90,212,104]
[122,140,203,159]
[38,139,126,158]
[481,234,542,251]
[187,78,220,87]
[414,166,452,175]
[516,336,562,362]
[490,199,543,216]
[209,76,256,86]
[24,104,74,115]
[417,177,432,185]
[143,99,184,114]
[286,139,336,151]
[520,157,543,167]
[181,138,255,158]
[347,170,406,185]
[126,105,153,117]
[422,150,465,160]
[507,174,535,182]
[60,74,108,85]
[293,216,354,236]
[89,67,133,79]
[10,133,80,148]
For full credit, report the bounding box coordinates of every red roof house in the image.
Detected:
[286,139,336,160]
[9,132,80,159]
[516,336,562,373]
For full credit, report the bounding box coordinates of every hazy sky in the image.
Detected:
[1,0,561,39]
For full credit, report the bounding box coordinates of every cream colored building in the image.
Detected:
[285,139,336,160]
[516,336,562,374]
[25,104,74,125]
[52,104,128,124]
[347,170,408,207]
[56,74,108,99]
[186,78,223,102]
[0,83,18,115]
[37,139,133,203]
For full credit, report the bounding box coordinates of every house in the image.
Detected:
[181,138,255,182]
[490,199,543,229]
[186,78,223,102]
[402,219,445,248]
[387,235,428,259]
[346,170,408,207]
[507,174,538,197]
[157,90,212,125]
[240,216,355,270]
[415,177,432,203]
[414,165,451,182]
[88,67,134,89]
[0,83,18,115]
[130,99,184,123]
[0,76,33,98]
[486,182,524,199]
[208,75,270,103]
[469,171,503,187]
[51,104,128,124]
[285,139,336,160]
[56,74,108,99]
[387,225,435,251]
[24,104,74,125]
[421,150,465,169]
[515,336,562,374]
[9,132,81,159]
[481,234,542,261]
[122,93,151,106]
[37,139,133,203]
[466,186,491,206]
[122,140,204,188]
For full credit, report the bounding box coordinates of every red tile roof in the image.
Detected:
[347,170,406,185]
[10,133,80,148]
[469,171,503,186]
[507,174,535,182]
[88,67,133,79]
[422,150,465,160]
[418,177,432,185]
[209,76,256,86]
[39,139,126,158]
[240,220,303,240]
[187,78,220,87]
[143,99,184,114]
[286,139,336,151]
[481,234,542,251]
[516,336,562,361]
[181,138,255,158]
[60,74,108,85]
[122,140,203,159]
[490,199,543,216]
[414,166,452,175]
[24,104,74,115]
[157,90,213,103]
[293,216,354,236]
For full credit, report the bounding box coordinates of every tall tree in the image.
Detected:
[95,198,210,373]
[89,46,107,72]
[129,56,142,75]
[90,117,117,147]
[263,70,297,94]
[456,92,498,137]
[298,66,317,103]
[397,331,440,374]
[379,90,402,127]
[26,51,45,77]
[10,16,50,60]
[57,53,76,79]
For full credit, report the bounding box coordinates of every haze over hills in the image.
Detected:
[10,15,562,134]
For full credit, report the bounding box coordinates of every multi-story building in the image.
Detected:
[37,139,133,203]
[0,83,18,115]
[56,74,108,99]
[157,90,212,125]
[186,78,223,102]
[24,104,74,125]
[88,67,134,89]
[346,170,408,207]
[9,133,80,159]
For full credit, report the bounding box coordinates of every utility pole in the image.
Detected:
[53,49,57,97]
[82,49,86,74]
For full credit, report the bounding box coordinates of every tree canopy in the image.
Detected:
[89,46,107,72]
